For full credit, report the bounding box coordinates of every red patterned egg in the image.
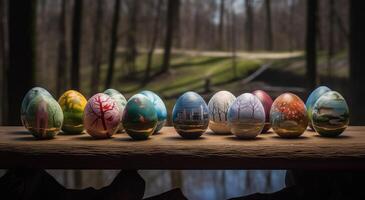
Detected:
[83,93,121,138]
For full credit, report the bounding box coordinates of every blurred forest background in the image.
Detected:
[0,0,365,199]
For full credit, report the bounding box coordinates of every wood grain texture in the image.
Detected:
[0,126,364,169]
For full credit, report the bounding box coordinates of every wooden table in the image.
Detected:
[0,126,364,169]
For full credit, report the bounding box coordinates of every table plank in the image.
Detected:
[0,126,364,169]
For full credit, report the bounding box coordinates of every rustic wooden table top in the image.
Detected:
[0,126,364,169]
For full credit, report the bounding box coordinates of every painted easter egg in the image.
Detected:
[305,86,331,130]
[104,89,127,132]
[140,90,167,133]
[21,87,52,128]
[227,93,265,139]
[122,94,158,140]
[270,93,308,138]
[172,91,209,139]
[208,91,236,134]
[83,93,121,138]
[312,91,349,137]
[58,90,87,134]
[252,90,273,133]
[24,94,63,139]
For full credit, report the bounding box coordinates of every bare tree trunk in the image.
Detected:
[144,0,162,82]
[0,0,7,125]
[7,0,36,125]
[288,0,294,52]
[245,0,254,51]
[170,170,183,189]
[265,0,273,51]
[90,0,103,94]
[218,0,225,50]
[305,0,317,91]
[327,0,335,86]
[105,0,121,89]
[231,0,237,79]
[56,0,67,97]
[71,0,83,91]
[125,0,138,76]
[161,0,180,74]
[193,3,200,50]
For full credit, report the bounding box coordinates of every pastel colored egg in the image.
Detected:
[227,93,265,139]
[58,90,87,134]
[24,94,63,139]
[83,93,121,139]
[208,91,236,134]
[140,90,167,133]
[305,86,331,130]
[21,87,52,128]
[104,89,127,132]
[172,91,209,139]
[270,93,308,138]
[252,90,273,133]
[312,91,349,137]
[122,94,158,140]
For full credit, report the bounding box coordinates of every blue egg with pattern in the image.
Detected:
[140,90,167,133]
[305,86,331,130]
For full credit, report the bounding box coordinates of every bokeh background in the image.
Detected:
[0,0,364,199]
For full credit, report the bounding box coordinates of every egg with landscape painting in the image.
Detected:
[227,93,265,139]
[83,93,121,138]
[140,90,167,133]
[208,91,236,134]
[305,86,331,130]
[270,93,308,138]
[58,90,87,134]
[122,94,158,140]
[312,91,349,137]
[252,90,273,133]
[104,89,127,132]
[21,87,52,128]
[172,91,209,139]
[24,94,63,139]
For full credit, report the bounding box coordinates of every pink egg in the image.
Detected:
[83,93,121,138]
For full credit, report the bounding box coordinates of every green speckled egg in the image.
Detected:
[104,89,127,132]
[122,94,158,140]
[58,90,87,134]
[24,94,64,139]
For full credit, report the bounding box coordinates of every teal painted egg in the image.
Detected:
[227,93,265,139]
[172,91,209,139]
[104,89,127,132]
[208,91,236,134]
[21,87,52,128]
[140,90,167,133]
[84,93,121,138]
[312,91,349,137]
[305,86,331,130]
[24,94,63,139]
[122,94,158,140]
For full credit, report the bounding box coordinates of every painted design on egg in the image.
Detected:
[58,90,87,134]
[24,94,63,139]
[172,91,209,139]
[83,93,121,138]
[140,90,167,133]
[104,89,127,132]
[228,93,265,139]
[270,93,308,138]
[312,91,349,137]
[252,90,273,133]
[208,91,236,134]
[305,86,331,130]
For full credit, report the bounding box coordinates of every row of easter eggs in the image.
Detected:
[21,87,167,140]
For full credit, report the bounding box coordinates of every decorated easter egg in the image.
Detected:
[305,86,331,130]
[58,90,87,134]
[270,93,308,138]
[140,90,167,133]
[227,93,265,139]
[122,94,158,140]
[172,91,209,139]
[24,94,63,139]
[21,87,52,128]
[252,90,273,133]
[312,91,349,137]
[208,91,236,134]
[104,89,127,132]
[83,93,121,138]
